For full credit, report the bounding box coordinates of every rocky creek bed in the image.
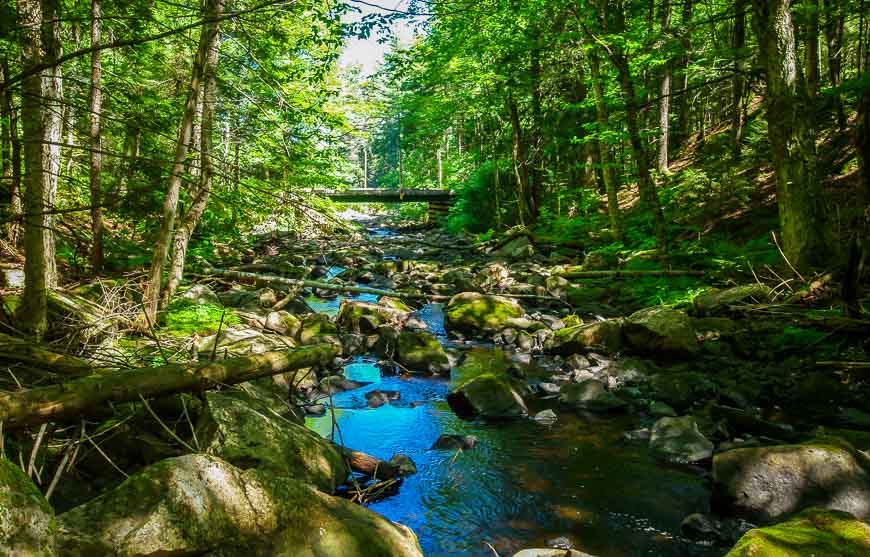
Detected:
[2,219,870,556]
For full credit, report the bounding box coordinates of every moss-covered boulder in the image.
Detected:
[336,300,409,334]
[649,416,714,463]
[623,307,698,357]
[196,327,295,357]
[559,379,627,413]
[58,455,422,557]
[650,372,719,411]
[298,314,341,347]
[197,391,347,492]
[396,330,450,374]
[264,311,302,337]
[444,292,524,337]
[448,349,527,419]
[725,508,870,557]
[178,284,222,306]
[693,285,771,316]
[0,459,57,556]
[713,439,870,523]
[544,320,624,355]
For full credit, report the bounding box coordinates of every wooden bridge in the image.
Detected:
[311,188,455,222]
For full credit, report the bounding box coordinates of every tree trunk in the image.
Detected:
[732,0,747,157]
[139,0,223,328]
[805,0,821,98]
[858,4,870,203]
[657,0,672,173]
[15,0,62,338]
[0,344,338,429]
[162,24,221,308]
[674,0,694,148]
[89,0,104,272]
[824,0,846,129]
[752,0,829,270]
[508,97,532,226]
[588,47,622,240]
[529,45,543,221]
[1,58,22,245]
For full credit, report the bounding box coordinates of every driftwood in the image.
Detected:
[557,269,705,279]
[337,445,399,480]
[0,344,338,429]
[199,259,429,300]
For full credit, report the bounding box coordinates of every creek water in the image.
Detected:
[305,229,724,557]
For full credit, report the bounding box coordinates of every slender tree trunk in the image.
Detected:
[16,0,62,338]
[674,0,694,148]
[805,0,821,98]
[657,0,672,173]
[162,21,221,308]
[732,0,747,157]
[752,0,828,270]
[588,47,622,240]
[858,0,870,203]
[1,58,22,244]
[492,133,502,231]
[507,96,532,226]
[824,0,846,129]
[529,45,543,221]
[362,144,368,188]
[139,0,222,328]
[89,0,104,272]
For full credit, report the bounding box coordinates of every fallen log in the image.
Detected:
[0,333,96,376]
[336,445,399,480]
[0,344,338,429]
[198,259,429,300]
[557,269,705,279]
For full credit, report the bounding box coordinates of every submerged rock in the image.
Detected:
[559,380,627,413]
[0,459,57,556]
[724,508,870,557]
[57,454,423,557]
[448,373,529,419]
[713,438,870,522]
[444,292,525,337]
[623,307,698,357]
[649,416,714,463]
[431,434,478,450]
[365,389,401,408]
[396,330,450,374]
[388,453,418,476]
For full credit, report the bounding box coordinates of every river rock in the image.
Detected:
[444,292,525,337]
[559,379,627,413]
[512,550,597,557]
[197,391,347,492]
[263,311,302,337]
[336,300,409,333]
[495,235,534,259]
[298,314,341,347]
[448,373,528,419]
[693,285,771,316]
[396,330,450,374]
[649,416,714,463]
[431,434,478,450]
[389,453,418,476]
[196,328,296,357]
[179,284,221,306]
[650,372,718,411]
[57,455,423,557]
[623,307,698,357]
[713,438,870,522]
[724,508,870,557]
[545,320,624,355]
[534,409,559,425]
[0,458,57,556]
[366,389,401,408]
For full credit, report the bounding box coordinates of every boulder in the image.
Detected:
[365,390,401,408]
[298,314,341,347]
[431,434,478,450]
[623,307,698,357]
[0,459,57,556]
[179,284,221,306]
[650,372,718,411]
[388,454,418,476]
[448,373,528,419]
[649,416,714,463]
[58,455,423,557]
[512,550,597,557]
[336,300,409,334]
[444,292,525,337]
[724,508,870,557]
[559,380,627,413]
[197,391,347,492]
[713,439,870,522]
[495,235,534,259]
[545,320,624,355]
[396,330,450,374]
[263,311,302,337]
[196,328,296,357]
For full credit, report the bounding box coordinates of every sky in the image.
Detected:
[339,0,417,75]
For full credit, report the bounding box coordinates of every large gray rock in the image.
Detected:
[196,327,296,357]
[623,307,698,357]
[713,438,870,523]
[649,416,714,463]
[58,454,423,557]
[495,235,534,259]
[559,380,627,413]
[444,292,525,337]
[396,330,450,374]
[545,320,624,355]
[197,391,347,492]
[0,459,57,556]
[448,374,528,419]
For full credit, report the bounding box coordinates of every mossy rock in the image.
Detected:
[448,349,527,419]
[623,307,698,357]
[650,372,719,411]
[396,330,450,374]
[444,292,524,337]
[559,379,627,413]
[336,300,408,334]
[545,319,624,356]
[565,286,608,307]
[165,300,240,337]
[58,454,422,557]
[452,348,512,384]
[298,314,341,346]
[725,508,870,557]
[649,416,714,463]
[0,459,57,556]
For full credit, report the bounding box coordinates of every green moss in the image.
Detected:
[2,293,20,313]
[445,293,524,335]
[452,348,511,386]
[162,300,240,336]
[726,508,870,557]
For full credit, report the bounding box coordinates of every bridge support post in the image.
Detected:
[427,200,451,224]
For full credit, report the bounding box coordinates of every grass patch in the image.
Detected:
[162,300,240,336]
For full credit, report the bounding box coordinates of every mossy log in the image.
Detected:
[0,344,338,429]
[557,269,705,279]
[0,333,95,376]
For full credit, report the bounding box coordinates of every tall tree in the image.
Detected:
[587,45,622,239]
[89,0,104,272]
[731,0,747,157]
[1,58,22,245]
[752,0,828,270]
[657,0,672,173]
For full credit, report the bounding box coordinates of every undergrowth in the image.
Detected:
[162,300,240,336]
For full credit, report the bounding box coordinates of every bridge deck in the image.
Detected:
[311,188,455,203]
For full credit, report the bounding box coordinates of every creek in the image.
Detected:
[304,226,724,557]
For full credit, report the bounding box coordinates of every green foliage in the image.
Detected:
[162,300,240,337]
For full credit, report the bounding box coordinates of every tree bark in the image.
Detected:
[588,47,622,240]
[0,344,338,429]
[162,24,221,308]
[731,0,747,157]
[89,0,104,272]
[752,0,829,270]
[657,0,672,173]
[1,58,22,245]
[674,0,694,149]
[16,0,62,338]
[139,0,223,328]
[508,96,533,226]
[804,0,821,98]
[824,0,846,129]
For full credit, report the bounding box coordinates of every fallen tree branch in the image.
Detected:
[0,344,338,429]
[556,269,705,279]
[336,445,399,480]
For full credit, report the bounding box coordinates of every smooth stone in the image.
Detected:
[431,434,478,450]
